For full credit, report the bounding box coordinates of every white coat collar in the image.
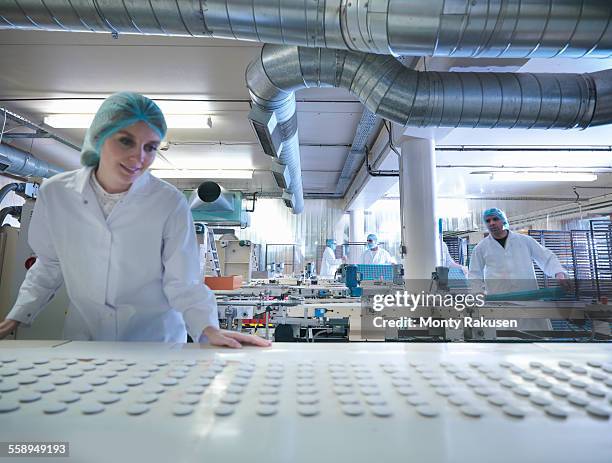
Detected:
[487,230,514,243]
[69,166,151,197]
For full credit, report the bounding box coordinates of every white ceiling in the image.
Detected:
[0,29,611,212]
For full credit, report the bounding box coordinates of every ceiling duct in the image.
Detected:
[248,51,303,214]
[246,44,612,210]
[247,106,283,157]
[248,45,612,132]
[248,96,302,214]
[1,1,610,59]
[0,143,63,178]
[281,191,295,211]
[270,161,291,190]
[188,181,234,212]
[2,0,612,213]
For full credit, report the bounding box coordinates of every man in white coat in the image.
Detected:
[469,208,569,331]
[0,92,269,348]
[360,233,396,265]
[320,239,344,278]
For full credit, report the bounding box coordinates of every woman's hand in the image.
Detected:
[0,319,19,339]
[203,326,272,349]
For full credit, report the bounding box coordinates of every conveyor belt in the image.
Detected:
[0,341,611,463]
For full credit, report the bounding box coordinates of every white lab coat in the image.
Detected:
[7,167,219,342]
[469,231,567,331]
[360,247,396,265]
[320,247,342,278]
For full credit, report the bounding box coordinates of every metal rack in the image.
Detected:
[571,229,599,301]
[590,220,612,301]
[442,236,469,265]
[528,230,574,287]
[529,220,611,302]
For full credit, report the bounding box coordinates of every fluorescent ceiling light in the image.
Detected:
[44,114,94,128]
[165,115,212,129]
[44,114,212,129]
[150,169,253,179]
[488,172,598,182]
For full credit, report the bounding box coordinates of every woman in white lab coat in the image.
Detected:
[0,92,269,348]
[320,239,344,278]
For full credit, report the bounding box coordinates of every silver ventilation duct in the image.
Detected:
[270,161,291,190]
[1,1,611,58]
[590,69,612,127]
[248,45,612,131]
[246,44,612,211]
[189,181,234,212]
[2,0,612,213]
[0,143,63,178]
[247,52,303,214]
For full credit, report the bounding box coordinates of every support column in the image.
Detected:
[348,209,364,264]
[333,214,345,245]
[399,137,440,280]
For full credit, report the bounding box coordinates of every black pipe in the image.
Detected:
[0,183,19,204]
[365,147,399,177]
[245,192,257,213]
[0,205,22,225]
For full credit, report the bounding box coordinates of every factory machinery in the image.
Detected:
[216,262,612,343]
[2,180,611,344]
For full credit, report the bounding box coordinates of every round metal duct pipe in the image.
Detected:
[0,143,63,178]
[189,181,234,212]
[247,44,612,131]
[246,44,612,215]
[1,1,611,59]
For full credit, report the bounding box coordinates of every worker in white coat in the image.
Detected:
[320,239,344,278]
[469,208,569,331]
[360,233,396,265]
[0,92,270,348]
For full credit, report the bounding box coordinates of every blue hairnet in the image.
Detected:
[366,233,377,242]
[326,239,336,248]
[81,92,167,166]
[483,208,509,228]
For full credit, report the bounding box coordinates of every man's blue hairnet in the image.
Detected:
[366,233,377,242]
[326,239,336,248]
[483,208,509,228]
[81,92,167,166]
